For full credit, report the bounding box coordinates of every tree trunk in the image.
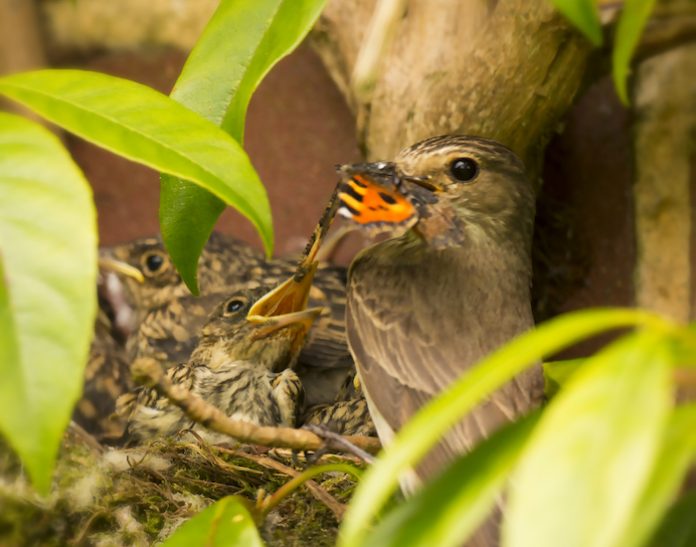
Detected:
[311,0,592,174]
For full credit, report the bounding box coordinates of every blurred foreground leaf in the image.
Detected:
[339,308,671,546]
[543,358,584,397]
[161,496,263,547]
[504,330,672,547]
[0,112,97,492]
[160,0,327,292]
[0,69,273,263]
[364,412,540,547]
[648,491,696,547]
[623,403,696,547]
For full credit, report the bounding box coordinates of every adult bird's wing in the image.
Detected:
[346,243,542,479]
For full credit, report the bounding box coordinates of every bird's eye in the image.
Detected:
[141,251,167,275]
[224,297,247,315]
[449,158,479,182]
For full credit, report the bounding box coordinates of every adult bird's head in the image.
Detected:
[339,135,535,251]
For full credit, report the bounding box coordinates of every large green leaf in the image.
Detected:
[621,403,696,547]
[364,412,540,547]
[0,112,97,492]
[161,0,327,293]
[503,330,672,547]
[613,0,657,104]
[648,491,696,547]
[338,308,671,546]
[550,0,603,46]
[161,496,263,547]
[0,69,273,257]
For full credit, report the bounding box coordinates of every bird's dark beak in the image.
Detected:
[336,161,397,186]
[98,256,145,283]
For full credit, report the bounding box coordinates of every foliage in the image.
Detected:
[161,0,328,293]
[0,0,326,490]
[550,0,658,103]
[549,0,603,46]
[612,0,658,103]
[336,312,696,547]
[161,496,263,547]
[0,70,272,255]
[0,113,97,492]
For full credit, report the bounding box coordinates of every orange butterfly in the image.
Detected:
[337,173,419,230]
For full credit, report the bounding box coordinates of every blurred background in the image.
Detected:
[1,0,694,338]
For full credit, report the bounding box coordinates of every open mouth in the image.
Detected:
[97,259,141,338]
[247,214,328,339]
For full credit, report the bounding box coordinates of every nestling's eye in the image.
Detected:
[449,158,479,182]
[141,250,168,275]
[224,297,248,315]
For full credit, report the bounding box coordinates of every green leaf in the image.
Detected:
[612,0,657,104]
[338,308,672,547]
[543,358,585,397]
[0,69,273,260]
[550,0,603,46]
[622,403,696,547]
[648,491,696,547]
[161,0,327,292]
[0,112,97,492]
[364,412,540,547]
[161,496,263,547]
[504,330,672,547]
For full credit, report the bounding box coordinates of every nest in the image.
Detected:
[0,425,364,546]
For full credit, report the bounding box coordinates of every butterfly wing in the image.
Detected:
[337,174,418,230]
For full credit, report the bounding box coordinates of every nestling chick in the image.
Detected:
[101,232,353,389]
[118,286,322,444]
[80,232,353,438]
[302,372,376,436]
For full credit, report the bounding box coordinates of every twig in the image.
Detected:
[304,424,375,464]
[257,463,359,520]
[215,447,350,521]
[132,358,382,455]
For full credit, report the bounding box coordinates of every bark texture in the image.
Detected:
[311,0,592,170]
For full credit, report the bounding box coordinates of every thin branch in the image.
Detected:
[131,358,382,455]
[215,446,349,521]
[257,462,358,520]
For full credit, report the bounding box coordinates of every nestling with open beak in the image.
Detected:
[77,232,354,438]
[118,267,323,443]
[98,233,350,374]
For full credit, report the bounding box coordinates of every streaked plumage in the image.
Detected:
[118,288,315,443]
[74,307,131,438]
[105,233,352,381]
[78,233,354,438]
[303,372,376,436]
